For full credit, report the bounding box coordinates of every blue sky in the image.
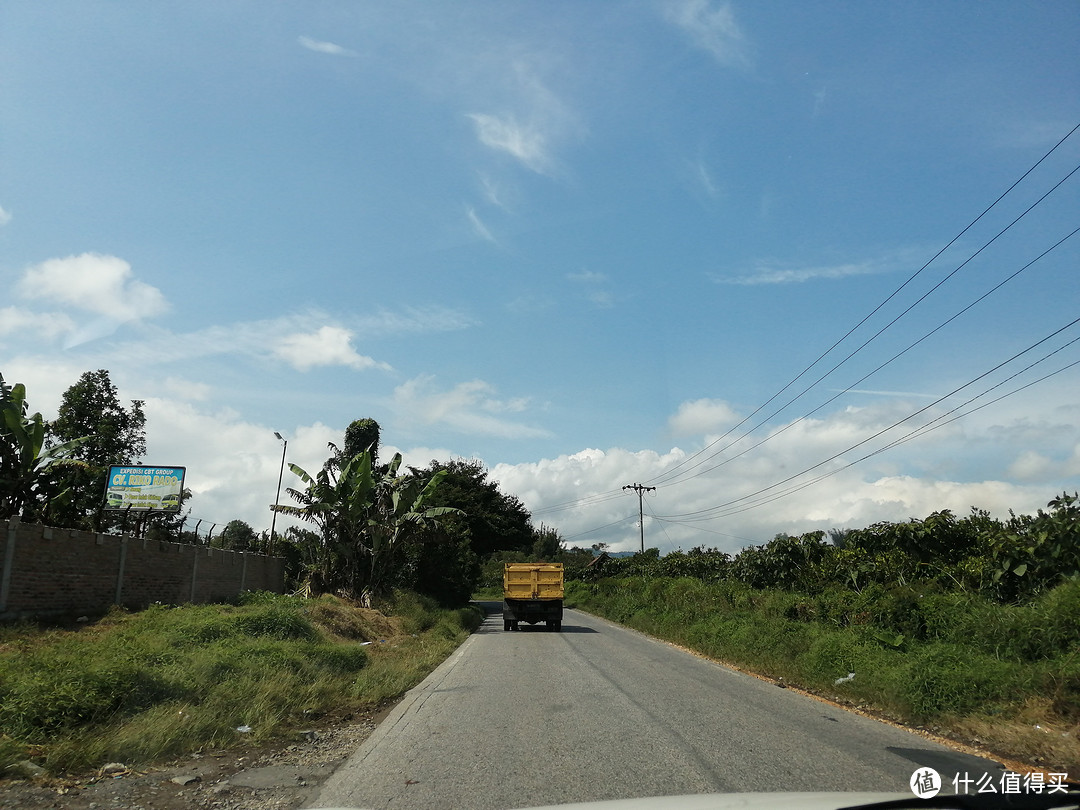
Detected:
[3,1,1078,552]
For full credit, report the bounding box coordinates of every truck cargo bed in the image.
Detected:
[502,562,564,632]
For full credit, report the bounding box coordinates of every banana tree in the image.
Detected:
[363,452,461,605]
[273,448,461,603]
[0,374,88,520]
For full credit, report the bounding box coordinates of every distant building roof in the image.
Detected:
[586,552,611,569]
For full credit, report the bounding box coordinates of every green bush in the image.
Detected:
[896,644,1022,718]
[235,606,317,640]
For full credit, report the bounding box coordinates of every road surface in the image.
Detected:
[311,604,1002,809]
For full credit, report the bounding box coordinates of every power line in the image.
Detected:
[560,514,636,542]
[522,122,1080,541]
[689,353,1080,522]
[648,160,1080,490]
[653,223,1080,487]
[645,123,1080,489]
[654,316,1080,522]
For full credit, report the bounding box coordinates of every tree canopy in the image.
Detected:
[47,369,147,530]
[418,458,535,558]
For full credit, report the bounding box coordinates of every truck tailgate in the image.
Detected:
[503,563,564,600]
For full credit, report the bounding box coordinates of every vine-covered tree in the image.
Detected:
[343,418,380,465]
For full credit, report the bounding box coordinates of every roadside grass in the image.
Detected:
[0,591,482,776]
[566,577,1080,772]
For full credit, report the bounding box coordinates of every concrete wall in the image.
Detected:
[0,518,286,621]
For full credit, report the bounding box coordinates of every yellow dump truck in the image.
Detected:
[502,562,564,632]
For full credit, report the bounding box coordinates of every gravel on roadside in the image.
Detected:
[0,703,394,810]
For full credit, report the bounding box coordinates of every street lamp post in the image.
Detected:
[270,431,287,555]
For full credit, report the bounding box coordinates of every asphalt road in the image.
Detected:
[310,604,1002,810]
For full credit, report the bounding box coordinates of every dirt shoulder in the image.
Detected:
[0,701,398,810]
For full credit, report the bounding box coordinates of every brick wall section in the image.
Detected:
[0,518,285,621]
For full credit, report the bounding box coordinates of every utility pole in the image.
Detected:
[622,483,656,554]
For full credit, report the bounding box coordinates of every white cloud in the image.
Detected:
[663,0,751,69]
[0,205,11,226]
[668,398,741,437]
[468,113,551,174]
[162,376,212,402]
[273,325,392,372]
[489,392,1075,554]
[478,174,511,210]
[18,253,168,321]
[715,259,886,285]
[298,36,357,57]
[36,308,455,371]
[691,158,719,198]
[391,375,551,439]
[466,206,496,243]
[140,398,345,535]
[0,306,75,341]
[567,270,608,284]
[356,305,477,335]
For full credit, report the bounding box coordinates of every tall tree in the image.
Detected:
[48,369,147,530]
[419,459,535,557]
[212,519,259,552]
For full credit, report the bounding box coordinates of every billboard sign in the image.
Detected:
[105,466,186,512]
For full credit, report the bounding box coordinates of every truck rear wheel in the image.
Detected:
[503,620,511,631]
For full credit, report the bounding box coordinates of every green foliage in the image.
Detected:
[212,519,260,552]
[566,575,1080,737]
[0,373,89,521]
[398,525,479,606]
[566,494,1080,606]
[274,449,462,604]
[0,591,479,774]
[46,369,148,531]
[894,644,1022,718]
[342,418,381,464]
[531,523,562,559]
[419,458,535,557]
[987,493,1080,601]
[0,597,348,749]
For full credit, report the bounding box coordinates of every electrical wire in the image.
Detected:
[652,223,1080,487]
[647,161,1080,490]
[654,316,1080,521]
[559,514,637,542]
[521,122,1080,538]
[688,353,1080,522]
